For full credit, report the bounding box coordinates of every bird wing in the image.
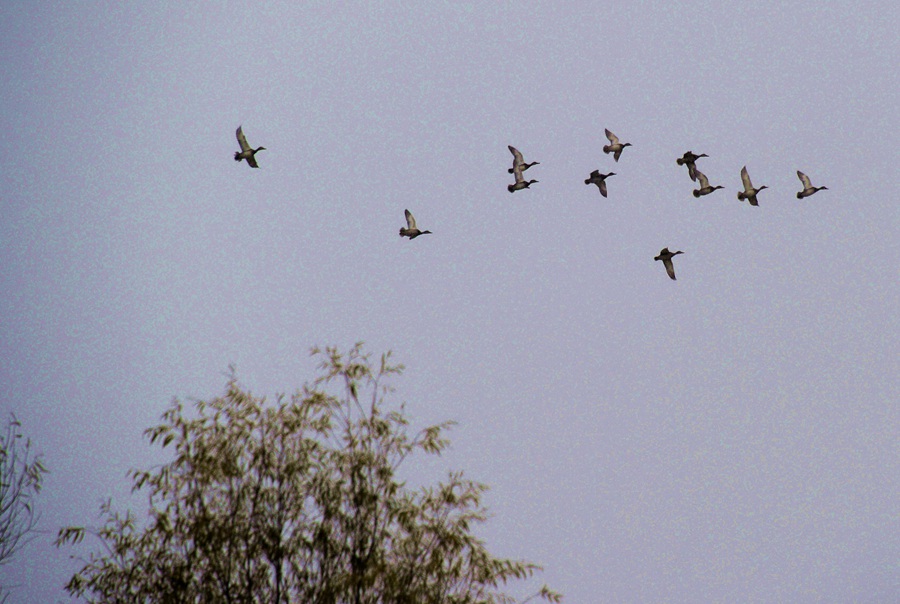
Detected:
[404,209,416,230]
[599,179,608,197]
[613,148,622,162]
[236,126,251,152]
[246,154,259,168]
[797,171,812,188]
[605,129,619,144]
[589,169,600,179]
[740,166,752,191]
[512,163,524,183]
[687,162,698,181]
[696,170,710,188]
[663,258,676,280]
[508,145,524,168]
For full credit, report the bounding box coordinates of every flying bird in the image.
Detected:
[399,209,432,239]
[584,170,616,197]
[737,166,768,206]
[654,247,684,280]
[677,151,708,182]
[602,129,632,162]
[508,162,538,193]
[234,126,266,168]
[692,170,724,197]
[507,145,540,174]
[796,171,828,198]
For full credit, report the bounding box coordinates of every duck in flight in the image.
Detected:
[692,170,724,198]
[399,209,432,239]
[234,126,266,168]
[677,151,708,182]
[796,171,828,198]
[508,169,538,192]
[602,129,632,162]
[507,145,539,174]
[584,170,616,197]
[508,160,538,192]
[737,166,767,206]
[654,247,684,280]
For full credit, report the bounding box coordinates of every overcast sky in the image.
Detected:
[1,2,897,602]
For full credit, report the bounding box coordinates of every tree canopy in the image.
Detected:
[57,344,560,603]
[0,414,48,600]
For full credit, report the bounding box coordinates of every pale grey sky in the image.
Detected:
[1,2,897,602]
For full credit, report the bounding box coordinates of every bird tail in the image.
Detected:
[676,158,684,165]
[234,152,241,161]
[737,192,745,200]
[796,192,803,199]
[584,179,592,185]
[693,190,701,198]
[602,145,611,154]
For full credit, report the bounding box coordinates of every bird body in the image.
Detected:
[602,129,632,162]
[677,151,708,181]
[234,126,266,168]
[507,145,539,174]
[796,171,828,198]
[584,170,616,197]
[692,170,724,197]
[508,174,538,192]
[399,209,432,239]
[737,166,767,206]
[654,247,684,280]
[677,151,707,165]
[508,163,538,192]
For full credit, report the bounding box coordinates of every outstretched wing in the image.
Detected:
[663,258,677,280]
[512,163,524,184]
[740,166,752,191]
[599,179,608,197]
[508,145,524,170]
[687,162,698,182]
[797,170,812,188]
[604,129,619,145]
[236,126,251,152]
[696,170,710,188]
[404,209,416,230]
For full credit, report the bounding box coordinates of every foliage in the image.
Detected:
[0,414,48,600]
[57,344,561,604]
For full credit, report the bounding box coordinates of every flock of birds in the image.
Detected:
[234,126,828,281]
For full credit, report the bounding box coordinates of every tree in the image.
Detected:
[0,414,48,600]
[57,344,561,603]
